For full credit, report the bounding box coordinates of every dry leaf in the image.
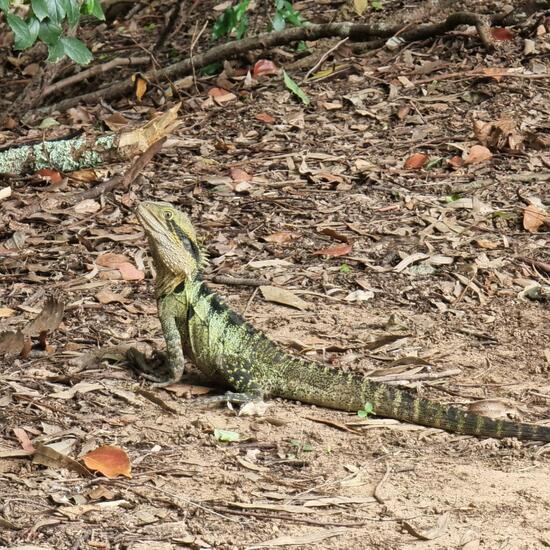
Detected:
[82,445,132,479]
[246,528,348,549]
[491,27,515,41]
[474,239,499,250]
[36,168,63,184]
[447,155,464,168]
[116,262,145,281]
[13,427,35,452]
[523,204,549,233]
[313,243,352,257]
[264,231,298,244]
[464,145,492,165]
[230,168,251,182]
[260,286,309,310]
[0,330,25,356]
[96,253,132,268]
[164,383,215,398]
[403,512,450,540]
[0,307,16,317]
[74,199,101,214]
[23,298,64,336]
[95,289,130,305]
[255,112,275,124]
[134,74,148,101]
[253,59,278,77]
[404,152,428,170]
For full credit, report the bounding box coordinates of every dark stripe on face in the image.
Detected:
[168,219,201,261]
[174,280,187,294]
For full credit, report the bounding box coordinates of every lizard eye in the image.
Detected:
[164,211,174,221]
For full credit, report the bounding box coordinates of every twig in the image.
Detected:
[41,56,150,100]
[211,275,266,287]
[369,368,462,384]
[41,4,550,113]
[516,256,550,275]
[155,0,187,50]
[303,37,349,81]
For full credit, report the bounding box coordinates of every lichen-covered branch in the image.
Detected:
[0,103,180,175]
[0,134,118,175]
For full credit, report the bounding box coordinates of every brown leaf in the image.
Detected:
[253,59,278,77]
[404,152,428,170]
[230,167,251,182]
[23,298,64,337]
[255,112,275,124]
[116,262,145,281]
[491,27,515,41]
[319,228,349,243]
[208,87,237,104]
[95,289,130,305]
[36,168,63,185]
[0,307,16,318]
[82,445,132,479]
[96,253,132,268]
[447,155,464,168]
[264,231,298,244]
[523,204,550,233]
[474,239,499,250]
[134,74,148,101]
[403,512,450,541]
[74,199,101,214]
[464,145,492,165]
[260,286,309,310]
[13,427,35,452]
[313,243,352,257]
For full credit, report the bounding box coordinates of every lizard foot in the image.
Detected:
[126,348,179,386]
[198,391,262,407]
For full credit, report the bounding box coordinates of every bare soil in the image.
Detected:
[1,0,549,548]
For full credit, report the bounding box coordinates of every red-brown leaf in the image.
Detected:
[313,243,352,257]
[404,153,428,170]
[82,445,132,479]
[253,59,278,77]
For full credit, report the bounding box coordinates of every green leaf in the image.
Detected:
[60,36,92,65]
[339,263,352,274]
[271,11,285,32]
[200,62,222,76]
[46,39,64,62]
[63,0,80,27]
[214,429,240,442]
[235,14,248,39]
[84,0,105,20]
[283,70,310,105]
[27,16,40,44]
[39,19,62,45]
[6,14,34,50]
[44,0,66,23]
[0,0,9,13]
[31,0,49,20]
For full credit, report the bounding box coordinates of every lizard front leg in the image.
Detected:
[127,311,185,387]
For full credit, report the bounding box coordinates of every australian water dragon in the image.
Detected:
[127,201,550,442]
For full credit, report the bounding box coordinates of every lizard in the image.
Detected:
[127,201,550,443]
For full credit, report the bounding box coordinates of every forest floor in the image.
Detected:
[1,0,549,548]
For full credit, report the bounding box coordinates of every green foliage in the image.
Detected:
[283,70,310,105]
[1,0,104,64]
[357,402,375,418]
[214,428,240,442]
[271,0,302,32]
[213,0,303,40]
[339,263,352,274]
[212,0,250,40]
[289,439,313,452]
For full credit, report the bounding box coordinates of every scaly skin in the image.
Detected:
[129,201,550,442]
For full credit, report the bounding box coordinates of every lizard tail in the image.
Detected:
[274,358,550,442]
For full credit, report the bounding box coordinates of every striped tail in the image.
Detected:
[274,357,550,442]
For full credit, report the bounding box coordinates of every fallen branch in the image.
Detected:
[14,137,166,221]
[42,2,550,113]
[0,103,179,175]
[41,55,151,100]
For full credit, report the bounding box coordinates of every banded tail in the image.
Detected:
[273,355,550,442]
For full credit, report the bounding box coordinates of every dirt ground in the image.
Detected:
[1,0,550,548]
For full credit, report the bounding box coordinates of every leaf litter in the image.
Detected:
[1,0,550,547]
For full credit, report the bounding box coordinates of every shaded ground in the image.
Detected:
[1,0,549,548]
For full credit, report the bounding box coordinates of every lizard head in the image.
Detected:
[136,201,202,287]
